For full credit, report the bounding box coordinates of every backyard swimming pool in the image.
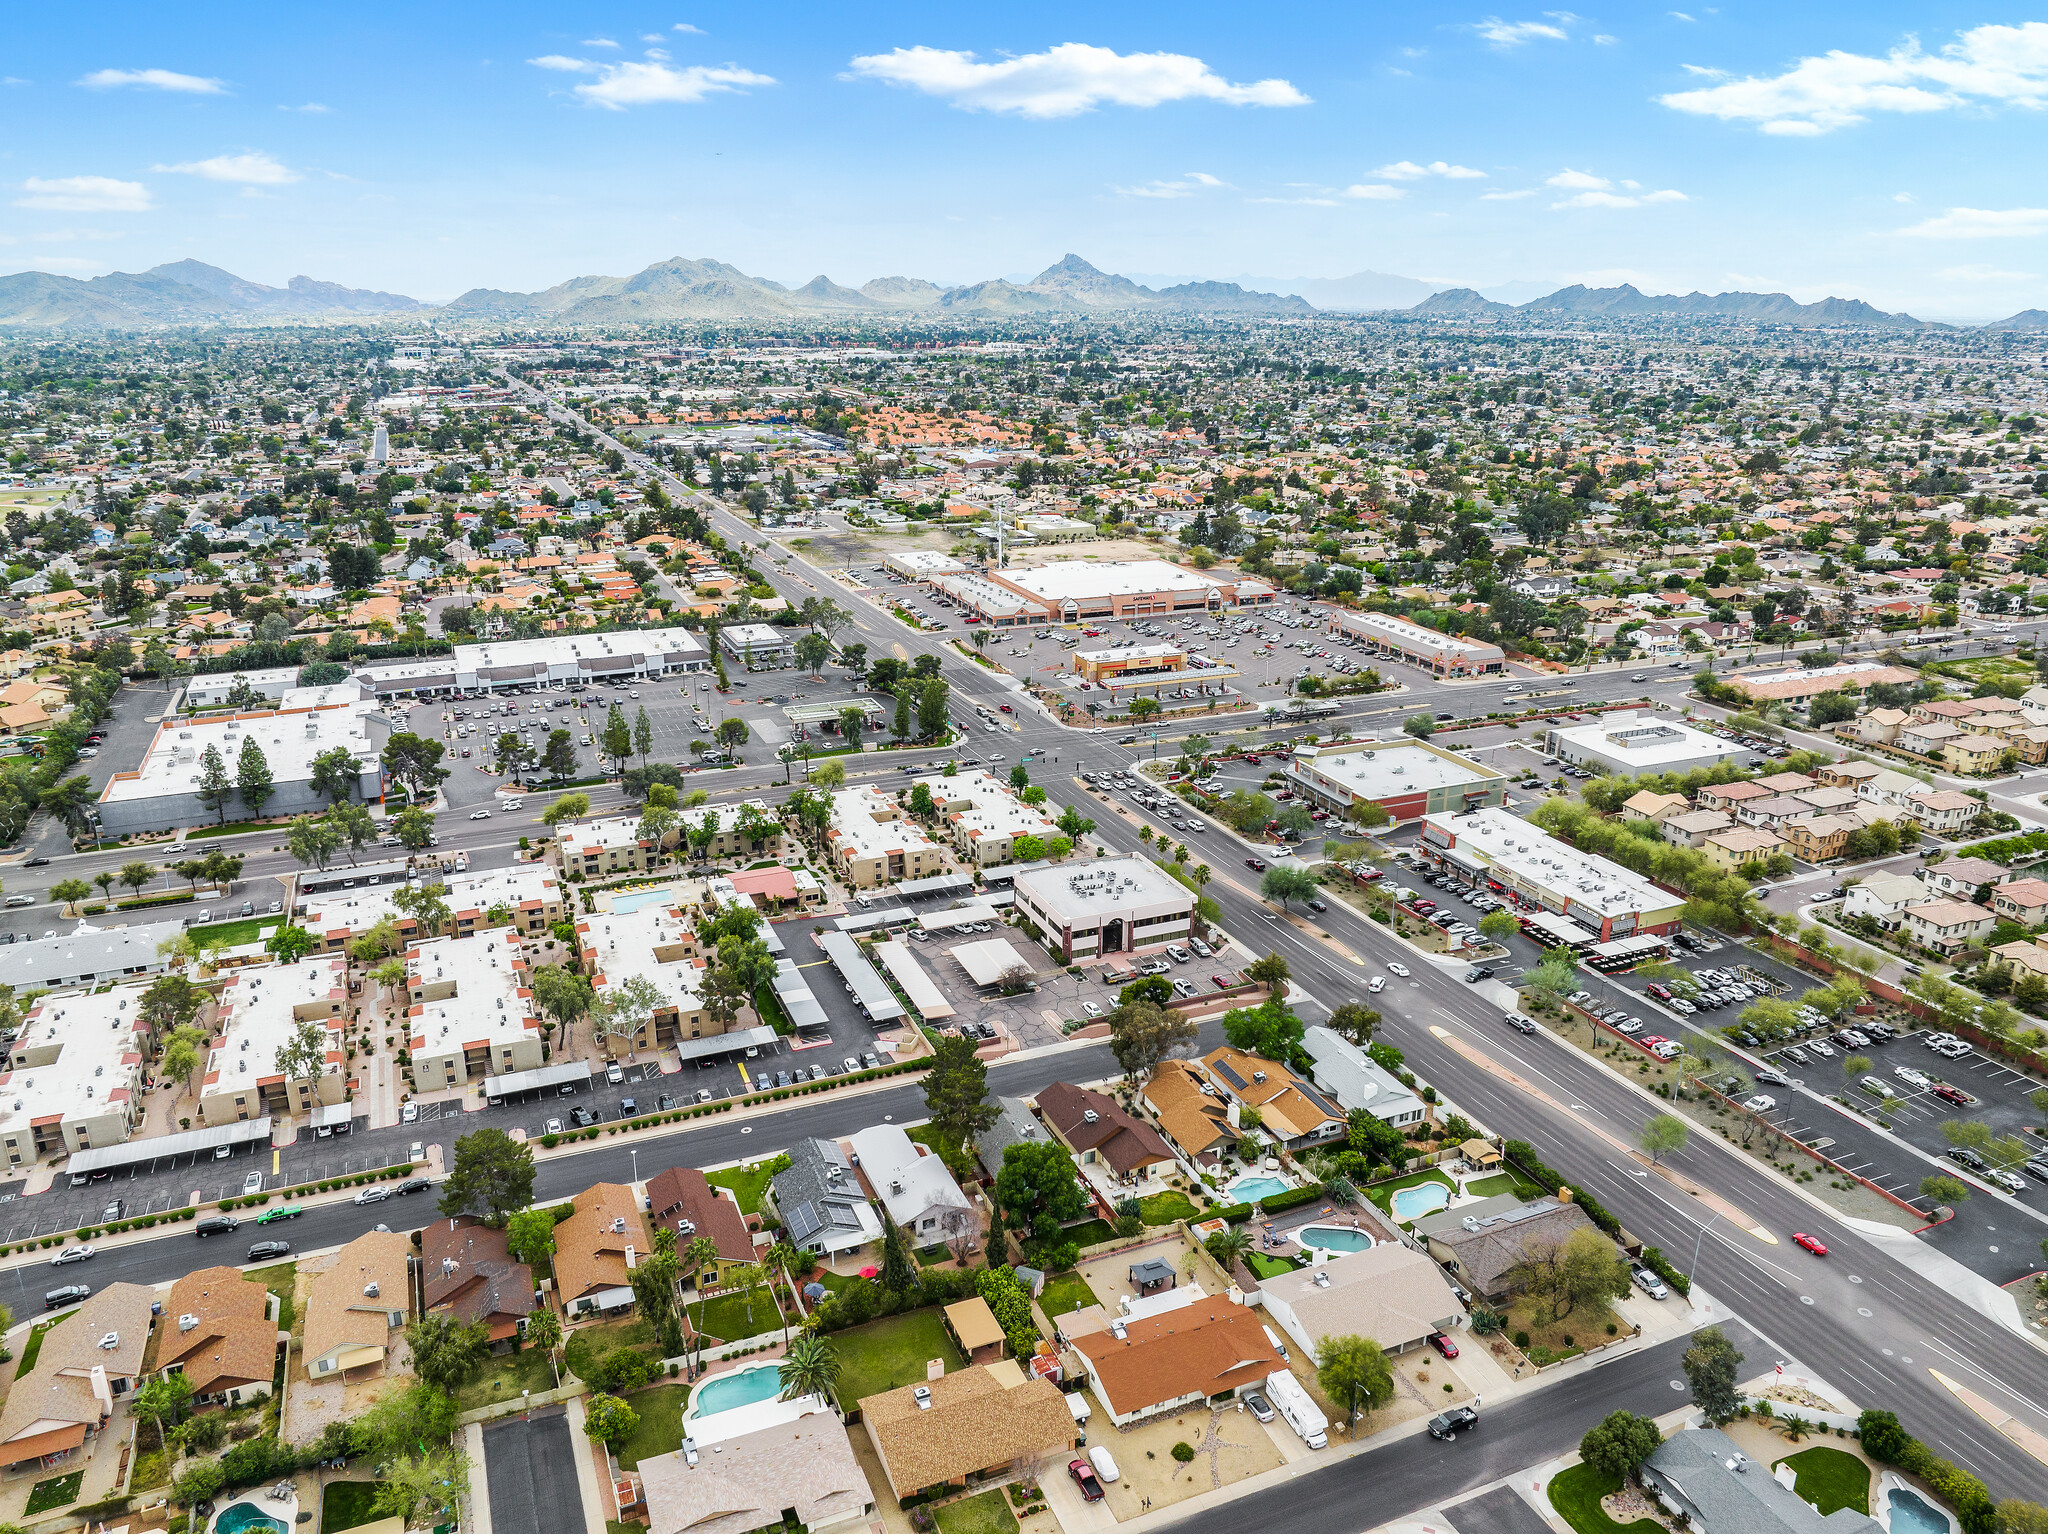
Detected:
[1887,1488,1952,1534]
[1228,1174,1292,1204]
[687,1361,784,1422]
[1390,1182,1452,1222]
[213,1504,289,1534]
[608,887,681,915]
[1296,1224,1375,1254]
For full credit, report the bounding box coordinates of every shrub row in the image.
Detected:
[13,1209,199,1252]
[1215,1182,1330,1224]
[1858,1410,1994,1534]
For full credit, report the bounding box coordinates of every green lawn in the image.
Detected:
[1464,1173,1542,1200]
[322,1481,387,1534]
[246,1260,297,1331]
[565,1316,655,1384]
[1060,1218,1116,1248]
[1775,1446,1871,1517]
[616,1383,689,1470]
[833,1309,966,1406]
[25,1472,83,1515]
[17,1311,70,1378]
[1138,1190,1201,1226]
[189,916,280,949]
[1036,1270,1100,1321]
[455,1346,561,1412]
[690,1288,786,1345]
[1245,1252,1304,1280]
[934,1489,1018,1534]
[1547,1463,1663,1534]
[707,1156,789,1215]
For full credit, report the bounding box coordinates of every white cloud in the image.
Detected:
[1546,168,1611,190]
[1112,171,1228,198]
[1680,64,1725,78]
[529,55,775,106]
[15,176,153,212]
[78,67,225,94]
[1547,173,1687,207]
[673,22,704,33]
[1660,22,2048,135]
[843,42,1308,117]
[582,37,620,48]
[1473,16,1570,47]
[645,48,671,61]
[1341,183,1406,199]
[1669,10,1695,20]
[1893,191,1915,203]
[1898,206,2048,239]
[641,33,665,43]
[278,102,329,113]
[1480,187,1537,199]
[1937,264,2035,280]
[154,151,299,185]
[1376,159,1485,179]
[1593,33,1617,44]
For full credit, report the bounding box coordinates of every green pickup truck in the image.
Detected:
[253,1205,303,1225]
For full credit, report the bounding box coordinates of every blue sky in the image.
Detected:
[5,3,2048,319]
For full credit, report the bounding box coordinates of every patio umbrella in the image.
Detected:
[803,1283,826,1301]
[859,1265,880,1279]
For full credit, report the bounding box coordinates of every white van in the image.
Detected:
[1264,1370,1328,1450]
[1087,1446,1120,1483]
[1261,1324,1290,1362]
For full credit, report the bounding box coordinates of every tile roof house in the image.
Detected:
[1641,1428,1881,1534]
[0,1282,156,1470]
[1035,1081,1175,1182]
[860,1364,1077,1499]
[421,1219,535,1350]
[847,1124,973,1243]
[1140,1059,1236,1161]
[772,1138,883,1259]
[157,1266,280,1406]
[1843,871,1926,931]
[304,1231,412,1379]
[1257,1244,1467,1358]
[1621,791,1690,824]
[646,1166,757,1291]
[1923,857,2011,900]
[1991,877,2048,927]
[1661,809,1735,848]
[1198,1048,1346,1148]
[637,1408,872,1534]
[1903,790,1980,833]
[554,1182,651,1318]
[1901,899,1996,955]
[1413,1195,1600,1301]
[1071,1302,1282,1426]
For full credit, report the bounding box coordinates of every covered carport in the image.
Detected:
[675,1025,777,1064]
[483,1060,592,1105]
[818,931,907,1023]
[950,938,1040,991]
[64,1117,273,1178]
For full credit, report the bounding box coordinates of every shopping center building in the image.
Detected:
[1418,806,1686,941]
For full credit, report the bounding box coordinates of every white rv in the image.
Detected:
[1264,1369,1328,1450]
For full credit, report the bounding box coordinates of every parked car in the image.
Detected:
[1632,1267,1669,1300]
[196,1216,239,1238]
[1068,1462,1104,1504]
[1427,1332,1459,1359]
[1245,1392,1275,1424]
[247,1241,292,1262]
[48,1245,94,1266]
[353,1186,391,1205]
[44,1285,90,1310]
[1429,1406,1478,1440]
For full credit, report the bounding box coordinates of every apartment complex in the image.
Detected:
[200,957,349,1126]
[405,935,545,1088]
[917,770,1059,867]
[578,902,720,1049]
[825,785,950,889]
[300,864,569,953]
[0,987,154,1166]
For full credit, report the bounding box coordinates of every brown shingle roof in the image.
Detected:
[303,1231,411,1369]
[639,1410,868,1534]
[645,1166,755,1266]
[422,1219,535,1338]
[554,1181,649,1304]
[1142,1060,1233,1157]
[862,1366,1075,1497]
[1035,1082,1174,1177]
[159,1266,277,1396]
[1073,1304,1280,1419]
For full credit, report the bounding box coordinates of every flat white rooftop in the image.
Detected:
[918,770,1057,845]
[1293,739,1506,799]
[1424,806,1679,920]
[998,560,1229,602]
[1075,644,1182,665]
[0,988,148,1137]
[456,625,707,674]
[103,702,381,805]
[1551,711,1746,770]
[890,551,966,576]
[1331,610,1505,661]
[830,786,938,861]
[408,936,541,1056]
[581,903,707,1019]
[1014,855,1192,926]
[303,864,562,939]
[558,814,652,855]
[210,958,347,1091]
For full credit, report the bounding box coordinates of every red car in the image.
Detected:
[1792,1232,1828,1256]
[1428,1332,1459,1359]
[1068,1461,1103,1503]
[1640,1035,1669,1049]
[1360,869,1384,881]
[1931,1084,1974,1106]
[1212,974,1232,989]
[1246,857,1268,872]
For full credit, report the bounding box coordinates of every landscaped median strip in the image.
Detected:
[1926,1368,2048,1469]
[1426,1023,1778,1245]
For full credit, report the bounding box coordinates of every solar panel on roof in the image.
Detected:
[784,1201,824,1243]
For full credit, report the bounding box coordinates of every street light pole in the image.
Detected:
[1687,1211,1718,1294]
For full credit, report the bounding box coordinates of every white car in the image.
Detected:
[1368,976,1386,993]
[242,1170,264,1195]
[1742,1095,1777,1112]
[353,1186,391,1205]
[49,1245,94,1266]
[544,1118,563,1136]
[470,809,491,820]
[401,1102,419,1124]
[1386,962,1410,977]
[1894,1066,1930,1089]
[1082,1001,1104,1018]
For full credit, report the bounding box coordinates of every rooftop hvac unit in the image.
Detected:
[912,1385,932,1410]
[97,1332,119,1350]
[1109,1320,1127,1340]
[177,1313,201,1332]
[364,1282,380,1298]
[611,1216,627,1233]
[442,1258,459,1274]
[1252,1070,1267,1084]
[1461,1217,1481,1232]
[1082,1109,1098,1124]
[1313,1270,1331,1288]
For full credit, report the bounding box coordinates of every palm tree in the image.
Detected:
[760,1239,800,1342]
[1206,1225,1253,1275]
[682,1234,721,1369]
[777,1333,841,1406]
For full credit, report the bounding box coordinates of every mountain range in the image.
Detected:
[1,252,2043,330]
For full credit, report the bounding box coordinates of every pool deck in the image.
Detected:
[211,1487,299,1534]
